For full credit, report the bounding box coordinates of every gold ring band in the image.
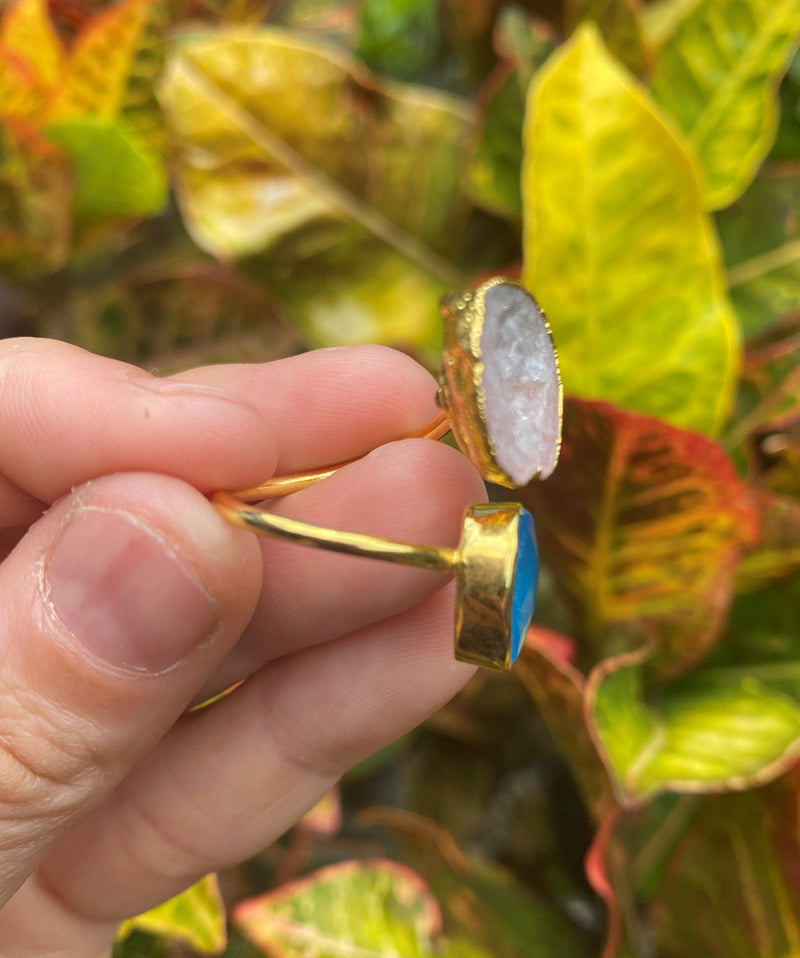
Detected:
[212,491,538,671]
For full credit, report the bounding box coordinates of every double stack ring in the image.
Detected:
[212,278,563,672]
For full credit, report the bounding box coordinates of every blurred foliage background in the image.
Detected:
[3,0,800,955]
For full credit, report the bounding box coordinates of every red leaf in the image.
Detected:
[523,398,758,676]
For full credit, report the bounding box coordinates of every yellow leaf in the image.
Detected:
[116,874,227,954]
[0,47,46,119]
[522,24,738,436]
[651,0,800,209]
[158,27,471,359]
[0,0,64,88]
[48,0,164,145]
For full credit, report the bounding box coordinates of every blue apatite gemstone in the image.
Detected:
[510,508,539,663]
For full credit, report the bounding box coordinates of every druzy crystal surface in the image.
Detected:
[481,284,561,485]
[510,508,538,663]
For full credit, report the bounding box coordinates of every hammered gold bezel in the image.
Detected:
[453,503,522,672]
[438,277,563,489]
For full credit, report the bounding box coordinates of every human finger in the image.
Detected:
[0,342,439,531]
[196,438,485,697]
[29,586,471,934]
[0,471,262,911]
[0,338,278,517]
[170,344,441,474]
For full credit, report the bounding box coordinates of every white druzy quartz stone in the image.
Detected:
[480,283,561,485]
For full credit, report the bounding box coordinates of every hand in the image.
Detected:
[0,339,484,957]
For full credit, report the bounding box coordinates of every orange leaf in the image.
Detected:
[0,117,71,274]
[0,0,64,88]
[0,47,45,119]
[48,0,164,143]
[524,398,758,676]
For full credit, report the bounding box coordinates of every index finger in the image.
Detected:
[0,341,438,524]
[170,344,441,474]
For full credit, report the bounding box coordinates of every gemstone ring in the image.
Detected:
[211,278,561,671]
[213,493,539,672]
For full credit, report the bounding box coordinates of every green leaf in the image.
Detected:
[724,311,800,487]
[650,0,800,209]
[650,775,800,957]
[158,26,472,360]
[735,490,800,592]
[516,628,617,821]
[732,312,800,440]
[464,66,526,219]
[113,929,171,957]
[710,575,800,702]
[522,24,738,437]
[37,256,300,368]
[48,0,166,149]
[564,0,652,76]
[235,859,443,958]
[117,875,227,955]
[523,399,758,676]
[359,809,593,958]
[590,653,800,799]
[771,48,800,161]
[355,0,443,85]
[718,170,800,337]
[593,773,800,958]
[464,15,555,219]
[46,116,167,222]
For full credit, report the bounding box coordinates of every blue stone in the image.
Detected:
[510,508,539,663]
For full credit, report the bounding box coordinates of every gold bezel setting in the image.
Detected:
[438,277,563,489]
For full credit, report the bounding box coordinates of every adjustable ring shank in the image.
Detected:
[229,412,452,503]
[212,491,457,573]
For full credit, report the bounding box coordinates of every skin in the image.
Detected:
[0,338,484,957]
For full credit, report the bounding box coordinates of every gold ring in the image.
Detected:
[229,278,563,503]
[213,491,538,671]
[211,277,561,671]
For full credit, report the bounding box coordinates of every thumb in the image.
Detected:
[0,472,261,905]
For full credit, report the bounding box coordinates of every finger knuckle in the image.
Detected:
[0,678,103,833]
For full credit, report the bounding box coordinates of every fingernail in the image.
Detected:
[46,509,220,672]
